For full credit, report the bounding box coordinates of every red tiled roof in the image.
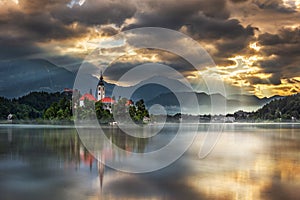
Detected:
[101,97,115,103]
[126,100,133,106]
[79,93,97,101]
[64,88,74,92]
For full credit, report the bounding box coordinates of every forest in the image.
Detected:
[0,91,299,123]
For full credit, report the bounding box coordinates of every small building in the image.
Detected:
[79,93,97,107]
[143,116,151,123]
[125,100,133,106]
[100,97,115,112]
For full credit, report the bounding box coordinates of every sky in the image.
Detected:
[0,0,300,98]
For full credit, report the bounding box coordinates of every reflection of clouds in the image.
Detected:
[187,132,271,199]
[186,125,300,200]
[89,124,300,199]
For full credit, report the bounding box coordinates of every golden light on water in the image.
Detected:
[184,128,300,200]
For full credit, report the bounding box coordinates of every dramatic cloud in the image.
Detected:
[0,0,135,52]
[52,0,136,26]
[253,0,296,13]
[124,0,257,60]
[258,27,300,78]
[0,0,299,98]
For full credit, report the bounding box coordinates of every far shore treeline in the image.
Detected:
[0,91,299,123]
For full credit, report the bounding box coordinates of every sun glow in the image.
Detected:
[201,54,300,97]
[249,42,261,52]
[0,0,19,6]
[282,0,300,9]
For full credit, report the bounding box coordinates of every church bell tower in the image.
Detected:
[97,71,105,101]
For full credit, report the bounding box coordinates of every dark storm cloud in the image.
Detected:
[247,74,281,85]
[1,0,257,63]
[186,16,256,40]
[51,0,136,26]
[96,26,119,37]
[259,28,300,46]
[185,17,257,58]
[104,49,195,82]
[126,0,230,29]
[125,1,201,30]
[258,27,300,78]
[19,0,68,13]
[0,10,87,59]
[230,0,249,3]
[124,0,257,61]
[0,0,136,60]
[7,12,87,41]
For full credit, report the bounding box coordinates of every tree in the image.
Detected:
[95,101,113,123]
[134,99,149,123]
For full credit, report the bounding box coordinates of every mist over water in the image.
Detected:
[0,124,299,200]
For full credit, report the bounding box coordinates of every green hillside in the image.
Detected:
[0,91,72,120]
[254,93,300,121]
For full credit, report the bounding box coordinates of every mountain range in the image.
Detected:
[0,59,281,114]
[0,59,75,98]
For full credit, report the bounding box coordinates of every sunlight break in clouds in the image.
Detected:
[67,0,86,8]
[282,0,300,9]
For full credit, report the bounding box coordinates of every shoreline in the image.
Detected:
[1,121,300,128]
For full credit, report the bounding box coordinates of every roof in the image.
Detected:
[126,100,133,106]
[101,97,115,103]
[64,88,74,92]
[79,93,97,101]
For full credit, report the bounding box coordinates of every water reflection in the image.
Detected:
[0,124,299,200]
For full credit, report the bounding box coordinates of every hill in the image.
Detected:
[0,91,71,120]
[0,59,76,98]
[253,93,300,121]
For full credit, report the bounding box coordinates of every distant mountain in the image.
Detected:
[110,76,188,102]
[104,76,283,114]
[145,91,282,114]
[0,59,284,114]
[227,94,282,106]
[0,59,76,98]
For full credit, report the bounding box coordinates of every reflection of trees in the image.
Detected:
[0,128,82,167]
[42,128,81,165]
[1,127,150,165]
[105,127,149,153]
[78,126,150,157]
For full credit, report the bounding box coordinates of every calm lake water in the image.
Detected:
[0,124,299,200]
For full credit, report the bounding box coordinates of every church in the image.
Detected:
[79,71,115,109]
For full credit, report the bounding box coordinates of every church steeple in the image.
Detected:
[97,71,105,101]
[98,71,104,86]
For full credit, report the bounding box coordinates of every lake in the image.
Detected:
[0,124,299,200]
